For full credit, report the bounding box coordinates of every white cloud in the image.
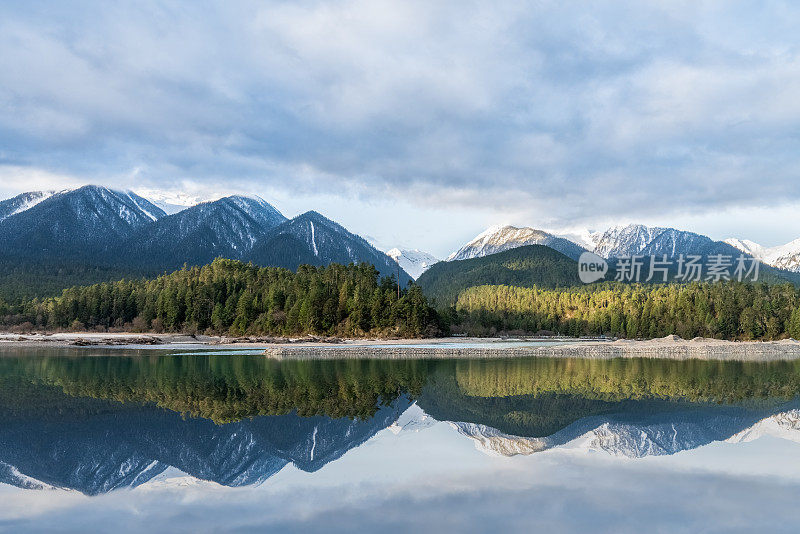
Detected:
[2,1,800,250]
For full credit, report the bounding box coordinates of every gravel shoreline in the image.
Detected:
[263,336,800,361]
[3,332,800,361]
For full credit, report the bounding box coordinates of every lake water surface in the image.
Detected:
[1,347,800,533]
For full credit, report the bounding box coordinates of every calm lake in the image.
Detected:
[2,347,800,533]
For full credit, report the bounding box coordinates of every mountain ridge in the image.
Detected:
[247,211,411,285]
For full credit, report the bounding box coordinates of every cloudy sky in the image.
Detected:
[2,1,800,257]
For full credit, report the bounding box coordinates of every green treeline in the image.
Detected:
[0,259,440,338]
[4,257,800,341]
[448,281,800,340]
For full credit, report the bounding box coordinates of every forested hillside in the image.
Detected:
[416,245,580,305]
[0,259,439,338]
[447,281,800,339]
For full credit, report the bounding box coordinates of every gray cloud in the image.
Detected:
[1,0,800,226]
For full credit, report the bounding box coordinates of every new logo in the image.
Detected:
[578,251,608,283]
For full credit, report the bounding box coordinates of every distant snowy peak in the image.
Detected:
[0,460,57,490]
[387,248,438,279]
[448,225,587,262]
[122,194,287,267]
[725,237,800,272]
[448,225,552,261]
[448,222,730,264]
[133,188,209,215]
[724,238,766,259]
[557,229,602,251]
[591,224,667,258]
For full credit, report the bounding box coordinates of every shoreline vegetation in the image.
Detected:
[4,259,800,349]
[0,259,441,339]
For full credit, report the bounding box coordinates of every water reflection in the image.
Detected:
[1,349,800,495]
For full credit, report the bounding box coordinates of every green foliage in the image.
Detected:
[0,259,440,338]
[416,245,580,306]
[0,259,153,301]
[451,280,800,340]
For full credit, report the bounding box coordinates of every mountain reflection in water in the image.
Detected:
[1,349,800,495]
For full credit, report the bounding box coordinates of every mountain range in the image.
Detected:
[0,185,411,296]
[446,223,800,277]
[2,184,800,298]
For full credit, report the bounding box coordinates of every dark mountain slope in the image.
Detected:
[117,195,286,271]
[0,185,165,261]
[247,211,411,285]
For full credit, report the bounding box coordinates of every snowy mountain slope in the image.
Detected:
[450,422,549,456]
[724,238,767,259]
[117,195,287,271]
[726,237,800,273]
[449,222,768,269]
[448,225,587,262]
[0,185,166,260]
[557,229,602,251]
[0,190,58,221]
[247,211,412,285]
[591,224,667,257]
[132,188,208,215]
[588,224,728,258]
[387,248,438,279]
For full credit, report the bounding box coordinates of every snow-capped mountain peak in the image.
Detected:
[725,237,800,272]
[724,238,766,259]
[447,225,552,261]
[387,248,438,279]
[133,188,209,215]
[447,225,587,262]
[591,223,666,258]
